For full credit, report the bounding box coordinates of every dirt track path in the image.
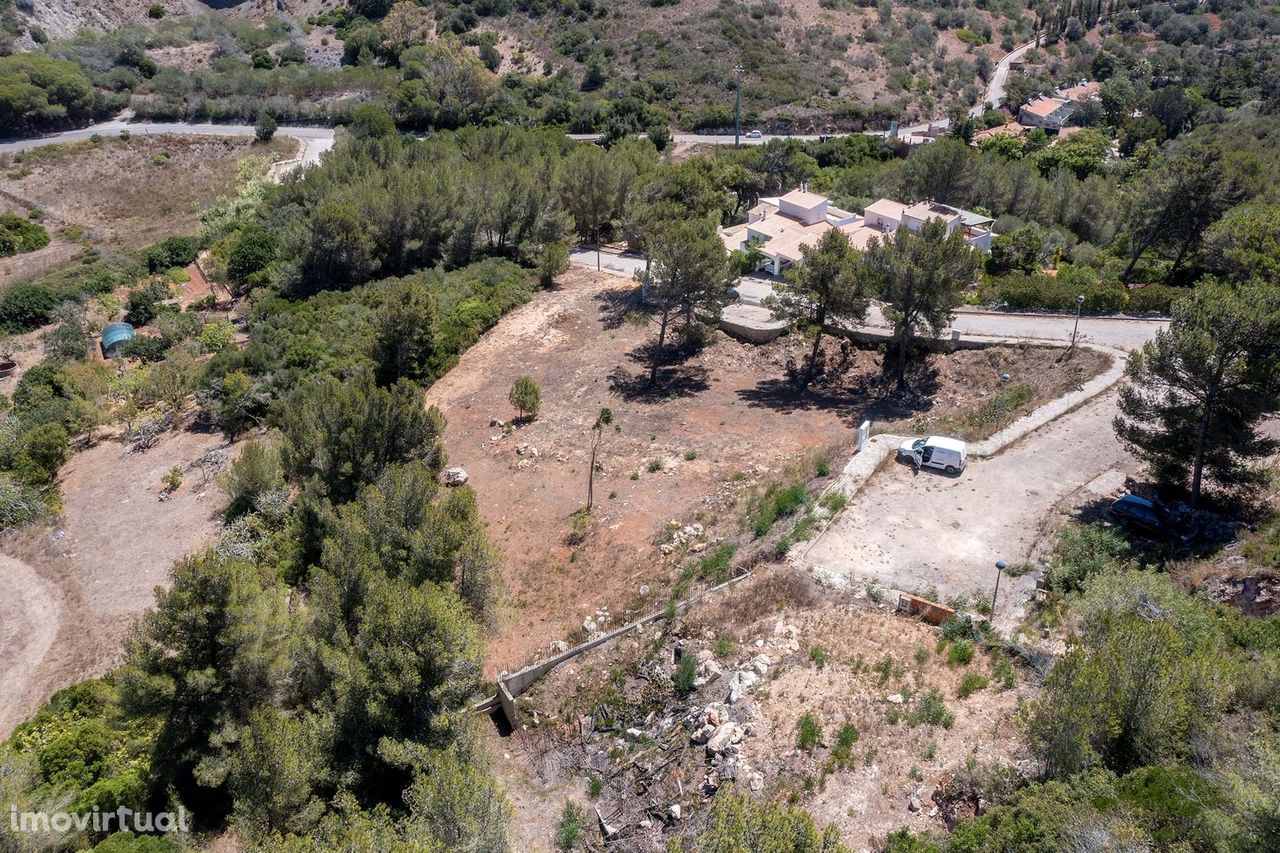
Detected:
[0,555,64,736]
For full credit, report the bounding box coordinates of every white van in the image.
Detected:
[897,436,968,474]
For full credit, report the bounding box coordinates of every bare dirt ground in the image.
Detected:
[803,389,1141,627]
[427,269,1109,677]
[0,135,292,287]
[504,566,1027,852]
[0,428,238,738]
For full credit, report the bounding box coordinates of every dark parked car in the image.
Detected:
[1108,495,1194,541]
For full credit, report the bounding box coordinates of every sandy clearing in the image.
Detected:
[0,429,237,738]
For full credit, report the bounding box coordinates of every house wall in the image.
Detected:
[779,198,827,225]
[967,230,993,253]
[864,211,899,232]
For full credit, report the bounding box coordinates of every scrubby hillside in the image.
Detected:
[10,0,330,42]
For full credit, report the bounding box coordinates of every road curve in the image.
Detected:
[5,35,1039,161]
[973,37,1041,116]
[0,118,335,168]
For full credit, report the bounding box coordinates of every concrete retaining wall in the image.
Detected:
[479,334,1130,727]
[481,573,751,727]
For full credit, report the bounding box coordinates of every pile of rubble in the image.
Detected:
[1202,571,1280,617]
[582,606,612,638]
[661,522,707,555]
[678,620,804,800]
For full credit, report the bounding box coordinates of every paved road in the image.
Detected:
[1,31,1041,160]
[947,309,1165,351]
[3,34,1037,161]
[805,388,1134,626]
[973,37,1040,116]
[569,247,648,277]
[575,258,1169,348]
[0,118,335,169]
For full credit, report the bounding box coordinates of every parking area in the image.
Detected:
[568,246,648,278]
[803,389,1139,624]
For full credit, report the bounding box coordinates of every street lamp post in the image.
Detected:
[1070,293,1085,352]
[734,66,745,149]
[990,559,1007,616]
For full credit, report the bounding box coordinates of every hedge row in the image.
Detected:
[980,273,1182,314]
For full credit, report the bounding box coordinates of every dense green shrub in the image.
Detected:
[0,282,61,332]
[13,422,69,485]
[118,335,169,363]
[1047,524,1131,593]
[124,282,170,326]
[254,111,277,142]
[1124,282,1182,313]
[0,214,51,257]
[226,225,279,290]
[0,54,96,133]
[221,440,285,518]
[983,271,1128,312]
[142,235,198,273]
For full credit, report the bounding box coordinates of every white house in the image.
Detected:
[722,190,993,275]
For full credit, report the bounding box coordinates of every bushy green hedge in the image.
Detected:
[981,270,1183,314]
[142,235,197,274]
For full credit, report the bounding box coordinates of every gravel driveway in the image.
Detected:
[803,390,1137,624]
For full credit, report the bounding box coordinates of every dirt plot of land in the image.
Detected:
[425,269,1109,675]
[0,135,293,274]
[503,567,1025,852]
[0,429,239,738]
[735,603,1022,848]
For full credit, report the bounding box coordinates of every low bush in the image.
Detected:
[749,482,809,538]
[118,335,169,363]
[673,652,697,695]
[982,270,1185,315]
[947,638,975,667]
[957,672,990,698]
[908,689,955,729]
[796,712,822,750]
[0,213,51,257]
[142,235,198,274]
[1047,523,1131,593]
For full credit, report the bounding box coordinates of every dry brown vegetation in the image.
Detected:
[504,565,1024,851]
[0,135,294,288]
[0,428,242,738]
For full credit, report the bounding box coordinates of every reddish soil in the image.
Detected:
[426,269,1104,676]
[425,268,856,676]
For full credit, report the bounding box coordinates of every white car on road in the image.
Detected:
[898,436,968,474]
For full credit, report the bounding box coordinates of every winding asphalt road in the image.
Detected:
[0,35,1042,160]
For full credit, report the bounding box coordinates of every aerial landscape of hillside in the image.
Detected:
[1,0,1279,850]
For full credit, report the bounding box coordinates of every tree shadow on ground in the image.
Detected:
[736,350,942,428]
[596,283,648,330]
[608,364,711,402]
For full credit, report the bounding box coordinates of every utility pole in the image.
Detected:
[734,65,745,149]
